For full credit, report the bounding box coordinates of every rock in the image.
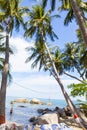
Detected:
[56,108,67,118]
[35,112,59,125]
[10,98,30,104]
[54,107,60,111]
[17,125,24,130]
[30,98,44,105]
[29,116,38,123]
[6,122,24,130]
[18,105,27,108]
[46,102,52,106]
[37,108,52,115]
[64,106,72,116]
[37,109,44,114]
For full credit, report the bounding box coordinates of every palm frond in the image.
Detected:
[51,0,56,10]
[42,0,48,9]
[64,10,74,25]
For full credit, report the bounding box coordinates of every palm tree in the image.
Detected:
[24,5,87,129]
[25,41,48,70]
[51,43,87,85]
[42,0,87,47]
[63,43,86,78]
[69,0,87,47]
[0,34,13,84]
[0,0,29,125]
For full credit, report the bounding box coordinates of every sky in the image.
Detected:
[6,0,85,100]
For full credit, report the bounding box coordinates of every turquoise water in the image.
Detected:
[6,96,76,125]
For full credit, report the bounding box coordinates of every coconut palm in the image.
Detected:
[25,41,48,71]
[24,5,87,129]
[0,0,29,124]
[58,0,87,25]
[63,43,83,78]
[42,0,87,47]
[69,0,87,47]
[0,34,13,84]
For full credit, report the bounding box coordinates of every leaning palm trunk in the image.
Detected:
[0,31,9,125]
[64,71,87,85]
[44,42,87,129]
[70,0,87,47]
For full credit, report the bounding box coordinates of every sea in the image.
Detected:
[6,96,77,125]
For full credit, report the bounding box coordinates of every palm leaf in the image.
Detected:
[51,0,56,10]
[42,0,48,8]
[64,10,74,25]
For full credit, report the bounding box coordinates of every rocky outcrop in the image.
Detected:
[29,112,59,125]
[37,107,71,118]
[37,108,52,115]
[30,98,44,105]
[10,98,44,105]
[37,112,59,125]
[10,98,30,104]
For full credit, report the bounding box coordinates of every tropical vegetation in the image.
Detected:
[24,4,87,129]
[0,0,87,129]
[0,0,29,124]
[42,0,87,47]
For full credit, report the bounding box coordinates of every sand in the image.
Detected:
[5,121,84,130]
[5,116,87,130]
[60,117,85,130]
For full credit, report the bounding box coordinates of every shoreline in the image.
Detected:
[6,97,87,130]
[5,120,83,130]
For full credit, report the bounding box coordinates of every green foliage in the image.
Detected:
[59,0,87,25]
[78,102,87,109]
[76,100,87,116]
[0,0,29,35]
[24,5,59,42]
[68,82,87,97]
[42,0,56,11]
[42,0,87,25]
[25,4,59,74]
[25,42,48,70]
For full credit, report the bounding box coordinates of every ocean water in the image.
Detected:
[6,96,76,125]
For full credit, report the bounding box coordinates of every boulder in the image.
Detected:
[35,112,59,125]
[10,98,29,104]
[56,108,67,118]
[5,122,24,130]
[37,108,52,115]
[30,98,44,105]
[29,116,38,123]
[18,105,27,108]
[64,106,72,117]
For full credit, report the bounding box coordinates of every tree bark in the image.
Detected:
[44,42,87,129]
[70,0,87,47]
[0,31,9,125]
[64,71,87,85]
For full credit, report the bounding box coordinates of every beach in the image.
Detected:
[6,96,68,125]
[6,119,83,130]
[5,96,87,130]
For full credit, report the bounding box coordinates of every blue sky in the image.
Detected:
[6,0,84,100]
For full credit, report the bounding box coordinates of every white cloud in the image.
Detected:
[9,36,37,73]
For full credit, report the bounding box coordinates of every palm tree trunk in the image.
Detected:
[44,42,87,129]
[64,71,87,85]
[70,0,87,47]
[0,31,9,125]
